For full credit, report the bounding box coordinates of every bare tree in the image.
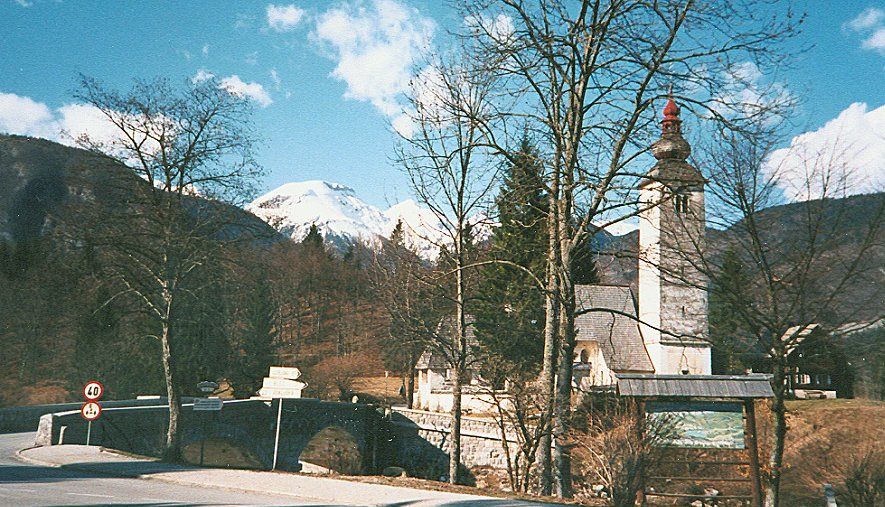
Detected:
[696,131,885,506]
[371,221,437,408]
[71,75,263,460]
[395,51,499,484]
[457,0,801,495]
[572,398,674,507]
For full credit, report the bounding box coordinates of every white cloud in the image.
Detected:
[464,13,515,41]
[862,27,885,52]
[846,7,885,32]
[202,44,209,56]
[192,70,274,107]
[765,102,885,201]
[267,4,306,32]
[845,7,885,54]
[14,0,32,7]
[0,91,123,147]
[709,61,792,125]
[270,68,282,90]
[192,69,215,83]
[56,103,125,147]
[313,0,435,117]
[391,111,414,138]
[218,75,273,107]
[0,91,57,138]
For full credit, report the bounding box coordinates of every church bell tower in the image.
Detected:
[637,99,711,374]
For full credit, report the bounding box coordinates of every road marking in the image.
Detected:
[68,492,116,498]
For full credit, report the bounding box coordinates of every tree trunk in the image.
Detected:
[538,175,560,495]
[765,367,788,507]
[553,180,576,498]
[553,274,576,498]
[406,350,416,409]
[159,319,181,462]
[449,227,467,485]
[449,365,463,484]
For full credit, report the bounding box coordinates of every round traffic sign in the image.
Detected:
[83,380,104,401]
[80,402,102,421]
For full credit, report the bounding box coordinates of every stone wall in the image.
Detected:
[27,401,525,481]
[35,398,384,473]
[0,398,194,434]
[388,407,519,481]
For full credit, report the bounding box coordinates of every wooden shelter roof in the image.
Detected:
[616,374,774,399]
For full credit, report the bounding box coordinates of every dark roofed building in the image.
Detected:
[574,285,654,378]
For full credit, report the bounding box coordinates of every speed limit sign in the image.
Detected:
[80,402,102,421]
[83,380,104,401]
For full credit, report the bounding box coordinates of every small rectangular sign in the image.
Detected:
[258,387,304,399]
[261,377,307,390]
[193,397,223,411]
[269,366,302,380]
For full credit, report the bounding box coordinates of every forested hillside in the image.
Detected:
[0,135,387,405]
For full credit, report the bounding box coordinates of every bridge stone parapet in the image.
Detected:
[34,398,384,473]
[27,400,521,481]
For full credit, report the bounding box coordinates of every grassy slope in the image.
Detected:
[781,399,885,505]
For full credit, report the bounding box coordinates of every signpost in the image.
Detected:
[194,381,221,466]
[80,380,104,445]
[260,366,307,470]
[193,398,223,411]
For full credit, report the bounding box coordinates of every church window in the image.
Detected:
[674,194,690,214]
[579,349,589,363]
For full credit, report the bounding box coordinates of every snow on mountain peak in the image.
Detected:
[247,181,448,258]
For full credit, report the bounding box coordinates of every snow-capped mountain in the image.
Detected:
[247,180,448,258]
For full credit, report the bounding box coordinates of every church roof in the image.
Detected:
[415,315,479,370]
[575,285,654,372]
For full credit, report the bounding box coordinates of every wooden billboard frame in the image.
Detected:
[616,374,772,507]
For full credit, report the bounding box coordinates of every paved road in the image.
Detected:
[0,433,343,506]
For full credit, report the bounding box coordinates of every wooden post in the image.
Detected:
[744,400,763,507]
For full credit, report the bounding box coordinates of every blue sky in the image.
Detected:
[1,0,883,208]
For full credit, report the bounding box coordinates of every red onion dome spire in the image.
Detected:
[651,98,690,161]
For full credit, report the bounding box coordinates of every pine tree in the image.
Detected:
[709,248,749,373]
[571,228,600,285]
[474,137,548,374]
[233,275,278,396]
[301,224,324,251]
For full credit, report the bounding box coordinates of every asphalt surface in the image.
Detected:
[0,432,344,506]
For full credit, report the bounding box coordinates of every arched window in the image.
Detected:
[579,349,589,363]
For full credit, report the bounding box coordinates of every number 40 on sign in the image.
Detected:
[80,380,104,445]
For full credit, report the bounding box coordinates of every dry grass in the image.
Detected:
[352,376,407,405]
[781,399,885,505]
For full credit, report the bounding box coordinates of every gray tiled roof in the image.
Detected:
[415,315,479,370]
[616,374,774,398]
[575,285,654,372]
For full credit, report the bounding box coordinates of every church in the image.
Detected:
[414,100,711,412]
[573,98,711,390]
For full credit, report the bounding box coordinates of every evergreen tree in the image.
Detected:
[709,248,750,373]
[232,274,278,397]
[474,138,548,373]
[301,224,325,252]
[571,228,600,285]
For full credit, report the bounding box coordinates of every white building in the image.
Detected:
[416,99,712,411]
